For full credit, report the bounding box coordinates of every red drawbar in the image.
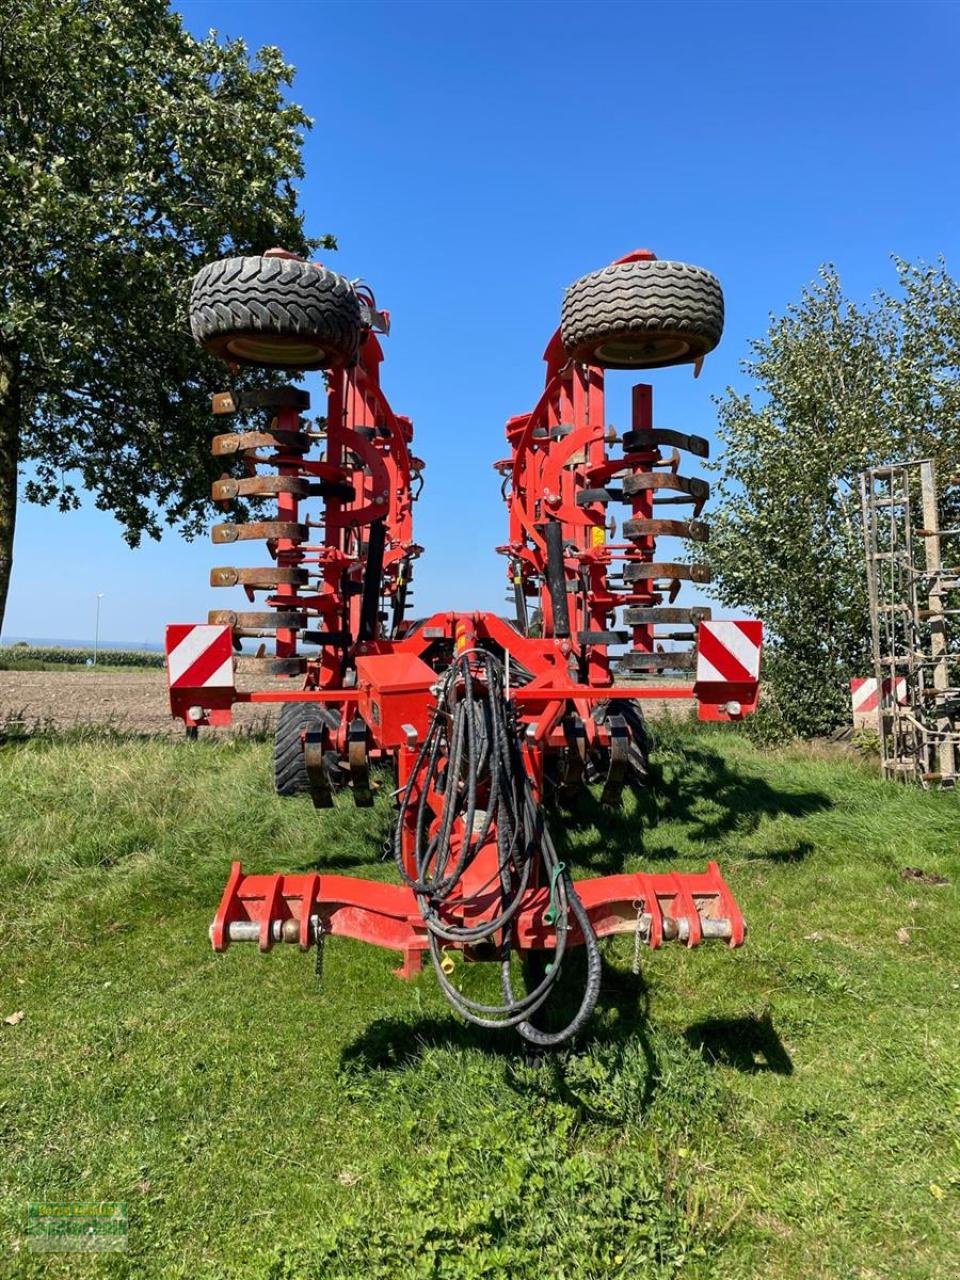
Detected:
[211,858,745,971]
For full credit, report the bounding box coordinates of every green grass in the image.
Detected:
[0,724,957,1278]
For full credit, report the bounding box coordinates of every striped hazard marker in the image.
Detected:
[165,624,235,691]
[850,676,907,725]
[696,620,763,684]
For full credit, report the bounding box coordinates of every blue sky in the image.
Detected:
[6,0,959,644]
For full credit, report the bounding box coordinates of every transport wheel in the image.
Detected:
[561,258,724,370]
[274,703,343,797]
[190,254,363,370]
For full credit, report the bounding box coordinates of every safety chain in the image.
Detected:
[632,900,644,976]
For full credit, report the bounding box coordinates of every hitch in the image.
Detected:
[211,861,744,958]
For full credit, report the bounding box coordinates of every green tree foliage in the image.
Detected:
[0,0,331,629]
[707,260,960,738]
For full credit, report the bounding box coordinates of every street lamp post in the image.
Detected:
[94,593,104,665]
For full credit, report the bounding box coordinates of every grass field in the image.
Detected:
[0,723,957,1278]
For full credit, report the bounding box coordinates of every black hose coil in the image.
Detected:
[393,651,601,1046]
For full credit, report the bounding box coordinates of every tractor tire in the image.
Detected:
[274,702,342,797]
[561,259,724,370]
[190,255,363,370]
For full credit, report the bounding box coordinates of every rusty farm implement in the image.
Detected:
[166,247,762,1046]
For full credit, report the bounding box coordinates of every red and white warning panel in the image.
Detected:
[850,676,907,729]
[694,620,763,721]
[165,624,235,726]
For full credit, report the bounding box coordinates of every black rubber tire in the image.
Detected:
[561,259,724,370]
[274,702,342,797]
[190,255,362,370]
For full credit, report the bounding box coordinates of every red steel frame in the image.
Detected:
[168,251,760,981]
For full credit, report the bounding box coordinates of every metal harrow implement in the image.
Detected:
[167,246,762,1046]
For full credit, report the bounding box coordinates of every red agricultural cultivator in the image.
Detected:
[167,247,762,1046]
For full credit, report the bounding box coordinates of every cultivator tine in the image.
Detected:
[211,386,312,415]
[348,717,373,807]
[212,520,308,545]
[234,656,306,677]
[207,385,347,670]
[559,712,587,800]
[623,517,710,542]
[212,429,309,457]
[622,471,710,513]
[303,729,333,809]
[212,476,312,501]
[208,611,308,630]
[210,567,309,590]
[621,561,712,584]
[623,607,712,626]
[617,650,698,672]
[207,610,308,641]
[600,714,630,807]
[621,428,709,457]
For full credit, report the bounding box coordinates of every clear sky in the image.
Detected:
[6,0,959,645]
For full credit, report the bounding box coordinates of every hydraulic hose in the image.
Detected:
[543,519,571,638]
[393,650,601,1046]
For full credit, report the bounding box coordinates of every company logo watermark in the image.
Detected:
[26,1202,128,1252]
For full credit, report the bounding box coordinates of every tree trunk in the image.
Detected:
[0,346,20,636]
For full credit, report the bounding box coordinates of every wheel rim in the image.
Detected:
[225,336,328,365]
[594,334,692,365]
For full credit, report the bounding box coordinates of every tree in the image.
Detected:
[706,260,960,737]
[0,0,333,630]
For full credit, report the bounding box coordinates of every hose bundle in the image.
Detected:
[393,651,602,1047]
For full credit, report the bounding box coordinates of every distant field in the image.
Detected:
[0,724,957,1278]
[0,645,164,670]
[0,668,277,737]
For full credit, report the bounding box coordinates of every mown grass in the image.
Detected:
[0,723,957,1278]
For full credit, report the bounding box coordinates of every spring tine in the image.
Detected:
[212,429,309,456]
[600,715,630,807]
[623,518,709,543]
[348,718,373,808]
[212,476,312,501]
[210,567,309,589]
[234,656,306,677]
[208,611,307,630]
[212,521,307,544]
[304,730,333,809]
[621,561,712,584]
[617,650,698,672]
[621,428,709,458]
[622,472,709,501]
[623,606,711,625]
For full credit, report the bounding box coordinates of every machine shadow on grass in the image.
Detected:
[547,740,831,874]
[684,1010,794,1075]
[653,739,832,842]
[339,950,663,1117]
[548,783,660,874]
